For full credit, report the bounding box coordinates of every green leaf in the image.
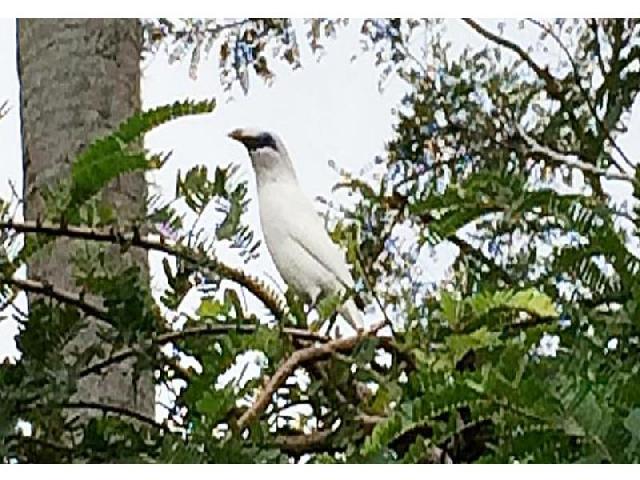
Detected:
[572,392,610,437]
[197,298,228,318]
[69,99,215,215]
[440,291,460,325]
[624,409,640,440]
[195,388,234,423]
[508,289,558,318]
[446,327,502,365]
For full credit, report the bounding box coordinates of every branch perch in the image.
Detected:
[0,219,285,318]
[237,320,387,430]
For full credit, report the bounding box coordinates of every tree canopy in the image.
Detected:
[1,18,640,463]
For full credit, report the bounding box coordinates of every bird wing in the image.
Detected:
[283,195,355,290]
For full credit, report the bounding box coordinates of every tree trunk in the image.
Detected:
[16,19,154,428]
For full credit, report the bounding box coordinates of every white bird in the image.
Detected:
[229,128,364,331]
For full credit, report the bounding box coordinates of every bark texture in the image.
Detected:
[17,19,154,423]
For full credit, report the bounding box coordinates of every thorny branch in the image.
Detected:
[0,219,285,318]
[2,274,331,377]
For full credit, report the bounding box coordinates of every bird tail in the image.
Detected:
[339,298,364,331]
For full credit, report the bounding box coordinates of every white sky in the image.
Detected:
[1,19,638,363]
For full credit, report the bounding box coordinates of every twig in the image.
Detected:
[273,429,335,455]
[587,19,607,76]
[396,41,429,77]
[525,18,635,172]
[448,233,514,284]
[462,19,561,96]
[62,401,168,432]
[4,274,332,378]
[353,247,393,332]
[3,276,110,322]
[516,124,637,184]
[237,320,386,430]
[79,324,330,377]
[17,400,169,433]
[272,416,452,462]
[504,315,557,332]
[0,219,285,318]
[203,19,252,37]
[0,99,9,120]
[418,208,516,284]
[159,324,328,345]
[382,193,516,285]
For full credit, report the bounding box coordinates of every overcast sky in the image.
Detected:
[1,19,638,363]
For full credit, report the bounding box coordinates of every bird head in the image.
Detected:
[228,128,296,182]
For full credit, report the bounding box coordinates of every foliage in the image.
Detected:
[2,18,640,464]
[142,19,350,94]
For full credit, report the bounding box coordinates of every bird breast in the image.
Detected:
[257,180,347,300]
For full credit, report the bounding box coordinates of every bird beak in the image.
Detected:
[228,128,249,144]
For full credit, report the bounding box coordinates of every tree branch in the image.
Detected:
[273,429,335,455]
[516,124,637,184]
[236,320,387,430]
[2,273,334,380]
[79,324,331,378]
[0,219,285,318]
[272,417,452,462]
[5,263,409,389]
[17,400,169,434]
[62,401,168,432]
[525,18,635,172]
[462,17,634,194]
[462,18,561,97]
[3,276,111,322]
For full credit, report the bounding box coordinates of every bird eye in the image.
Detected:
[257,133,277,151]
